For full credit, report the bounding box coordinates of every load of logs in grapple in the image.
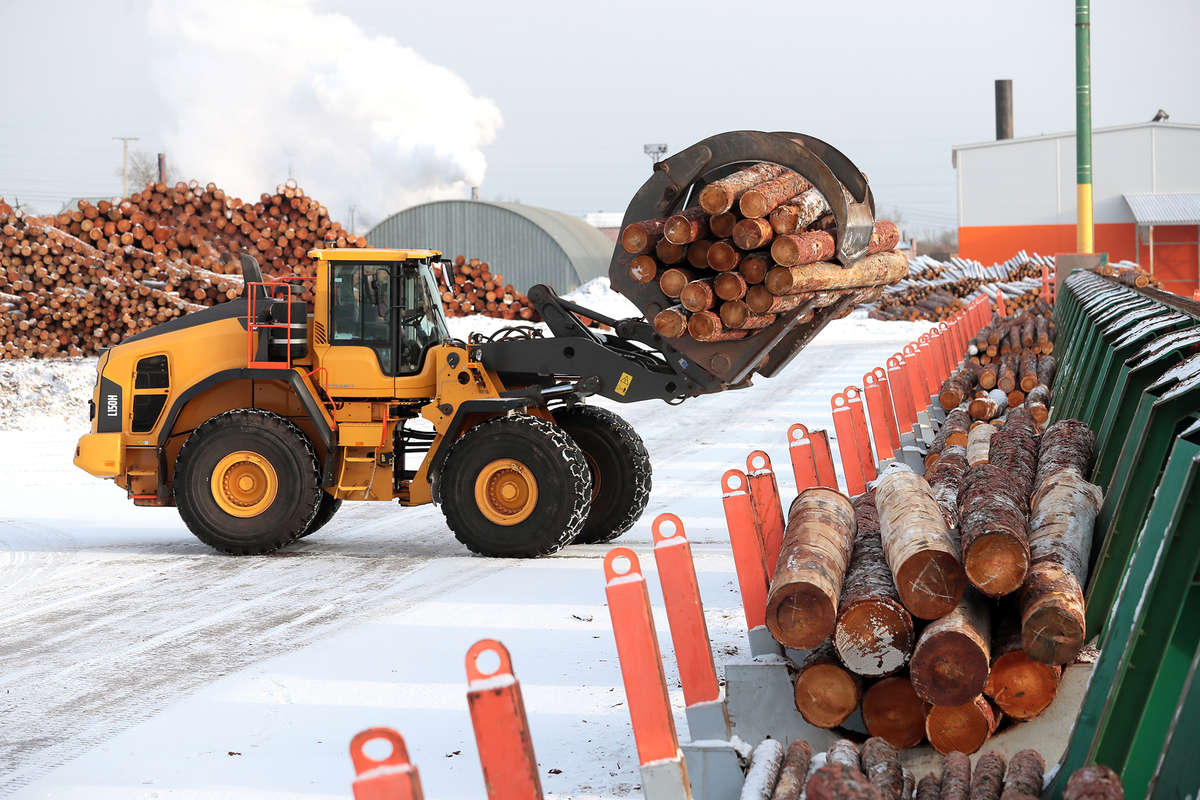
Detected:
[434,255,539,321]
[616,162,906,343]
[737,735,1121,800]
[765,305,1106,757]
[0,181,365,359]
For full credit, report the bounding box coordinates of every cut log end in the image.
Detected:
[833,601,914,677]
[861,676,928,749]
[894,551,966,620]
[985,650,1061,720]
[793,662,861,728]
[924,696,998,755]
[769,588,836,649]
[910,631,991,707]
[1021,604,1085,665]
[963,534,1031,597]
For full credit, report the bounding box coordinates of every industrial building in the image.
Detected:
[953,121,1200,295]
[368,200,616,293]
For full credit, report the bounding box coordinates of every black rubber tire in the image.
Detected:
[439,414,592,557]
[174,409,322,555]
[299,491,342,539]
[554,404,652,544]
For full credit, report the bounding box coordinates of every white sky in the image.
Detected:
[2,0,1197,233]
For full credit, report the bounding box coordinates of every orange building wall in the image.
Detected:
[959,223,1199,296]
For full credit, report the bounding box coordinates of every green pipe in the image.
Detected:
[1076,0,1094,253]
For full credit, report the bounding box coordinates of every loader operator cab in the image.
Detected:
[317,249,450,377]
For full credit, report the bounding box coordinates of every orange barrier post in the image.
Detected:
[916,333,939,393]
[721,469,776,656]
[863,369,897,460]
[465,640,543,800]
[842,386,877,482]
[938,322,956,374]
[831,391,866,496]
[902,343,929,414]
[651,514,727,740]
[810,429,839,490]
[887,354,917,432]
[350,728,424,800]
[603,548,693,800]
[996,288,1007,317]
[746,451,786,571]
[1041,263,1052,303]
[787,423,820,493]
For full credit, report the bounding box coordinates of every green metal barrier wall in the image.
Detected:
[1050,271,1200,799]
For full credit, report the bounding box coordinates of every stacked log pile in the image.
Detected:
[870,253,1050,322]
[618,163,907,344]
[1,181,365,359]
[434,255,539,321]
[741,736,1123,800]
[762,307,1104,756]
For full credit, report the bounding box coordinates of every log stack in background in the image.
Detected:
[434,255,540,321]
[1,181,366,359]
[619,163,907,344]
[760,304,1104,757]
[739,736,1123,800]
[870,253,1049,322]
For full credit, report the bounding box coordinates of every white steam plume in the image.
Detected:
[147,1,502,227]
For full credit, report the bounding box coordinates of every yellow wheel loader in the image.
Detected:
[72,130,881,557]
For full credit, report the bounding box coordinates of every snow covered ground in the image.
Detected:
[0,287,932,799]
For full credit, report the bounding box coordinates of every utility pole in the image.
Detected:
[113,136,139,198]
[348,204,357,236]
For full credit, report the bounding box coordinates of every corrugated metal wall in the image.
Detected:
[367,200,612,293]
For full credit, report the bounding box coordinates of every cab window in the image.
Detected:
[330,263,393,373]
[397,264,449,374]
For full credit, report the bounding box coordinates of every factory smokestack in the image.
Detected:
[995,79,1013,140]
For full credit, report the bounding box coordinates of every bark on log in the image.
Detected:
[769,187,831,234]
[734,217,776,250]
[902,769,914,800]
[914,774,940,800]
[874,466,966,619]
[940,362,981,410]
[1019,351,1039,392]
[698,163,788,214]
[658,266,696,298]
[805,763,882,800]
[928,409,972,468]
[958,464,1031,597]
[861,738,904,800]
[764,252,910,296]
[1037,355,1057,388]
[653,306,688,338]
[969,751,1008,800]
[663,206,709,245]
[794,640,863,728]
[909,590,991,706]
[827,739,862,771]
[925,444,968,530]
[925,696,999,755]
[770,739,813,800]
[741,252,771,285]
[620,218,666,254]
[967,423,996,466]
[1033,420,1096,493]
[743,739,786,800]
[979,363,999,390]
[1025,385,1050,425]
[766,488,857,648]
[687,310,750,342]
[1021,470,1103,664]
[939,751,971,800]
[747,286,809,315]
[1064,765,1124,800]
[861,675,928,749]
[835,492,915,677]
[740,172,814,218]
[988,407,1040,507]
[1001,750,1045,798]
[984,614,1061,720]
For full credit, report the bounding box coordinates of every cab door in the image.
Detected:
[322,261,398,397]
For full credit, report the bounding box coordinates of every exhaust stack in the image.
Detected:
[995,79,1013,140]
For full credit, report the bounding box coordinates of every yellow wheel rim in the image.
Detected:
[211,450,278,518]
[474,458,538,526]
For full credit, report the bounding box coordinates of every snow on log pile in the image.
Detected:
[0,183,365,359]
[760,303,1104,755]
[738,737,1122,800]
